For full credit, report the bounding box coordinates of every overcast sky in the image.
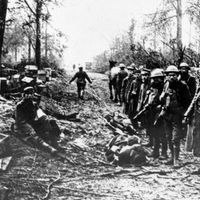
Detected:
[52,0,161,67]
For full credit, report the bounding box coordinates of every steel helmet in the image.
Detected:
[150,68,164,78]
[127,63,136,70]
[24,86,34,94]
[119,63,126,68]
[141,68,151,75]
[179,62,190,70]
[165,65,179,73]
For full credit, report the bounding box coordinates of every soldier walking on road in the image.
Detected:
[161,65,191,167]
[69,66,92,100]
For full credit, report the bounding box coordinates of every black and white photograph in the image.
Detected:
[1,0,200,199]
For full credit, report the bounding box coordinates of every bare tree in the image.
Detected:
[0,0,8,74]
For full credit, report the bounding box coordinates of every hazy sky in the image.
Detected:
[52,0,160,66]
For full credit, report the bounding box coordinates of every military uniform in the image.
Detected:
[184,87,200,157]
[13,87,63,155]
[69,68,92,99]
[121,72,140,122]
[161,66,191,166]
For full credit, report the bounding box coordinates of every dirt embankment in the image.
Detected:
[1,71,200,200]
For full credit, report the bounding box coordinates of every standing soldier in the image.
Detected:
[121,63,140,127]
[136,68,151,114]
[69,66,92,100]
[136,68,151,145]
[183,81,200,157]
[116,63,128,106]
[161,65,191,167]
[142,68,167,159]
[179,62,196,98]
[179,62,196,139]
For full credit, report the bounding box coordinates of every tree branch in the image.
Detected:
[146,15,176,26]
[24,0,36,16]
[170,1,177,10]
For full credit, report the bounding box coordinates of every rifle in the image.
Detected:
[153,106,166,126]
[133,105,149,120]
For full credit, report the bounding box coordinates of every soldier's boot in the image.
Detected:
[159,141,168,160]
[147,150,159,159]
[152,138,160,159]
[143,136,153,147]
[110,94,113,100]
[173,147,180,168]
[165,144,173,165]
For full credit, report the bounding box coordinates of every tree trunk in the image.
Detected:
[45,20,48,59]
[28,36,31,62]
[0,0,8,76]
[176,0,182,52]
[35,0,42,69]
[15,47,17,62]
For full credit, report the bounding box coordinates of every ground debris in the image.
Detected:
[1,72,200,200]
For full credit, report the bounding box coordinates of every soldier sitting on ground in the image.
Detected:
[11,86,65,158]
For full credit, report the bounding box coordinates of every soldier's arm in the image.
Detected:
[189,77,197,98]
[85,72,92,83]
[69,73,78,83]
[184,90,200,118]
[121,78,127,102]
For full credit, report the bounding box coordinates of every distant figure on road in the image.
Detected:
[69,66,92,99]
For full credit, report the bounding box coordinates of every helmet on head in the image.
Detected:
[119,63,126,69]
[165,65,179,73]
[24,86,34,94]
[150,68,164,78]
[141,68,151,75]
[179,62,190,70]
[127,63,136,70]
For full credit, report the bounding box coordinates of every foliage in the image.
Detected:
[1,0,66,69]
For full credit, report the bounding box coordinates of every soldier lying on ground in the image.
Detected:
[11,86,65,159]
[105,134,149,166]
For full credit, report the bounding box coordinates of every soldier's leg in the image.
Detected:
[143,124,153,147]
[159,123,168,159]
[172,114,182,167]
[80,83,86,99]
[164,118,173,164]
[49,119,61,138]
[109,81,113,100]
[77,83,81,98]
[153,127,161,158]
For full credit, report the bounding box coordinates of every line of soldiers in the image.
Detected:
[113,62,196,168]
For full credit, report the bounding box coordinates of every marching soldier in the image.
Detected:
[161,65,191,167]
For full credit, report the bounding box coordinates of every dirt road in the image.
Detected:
[1,71,200,200]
